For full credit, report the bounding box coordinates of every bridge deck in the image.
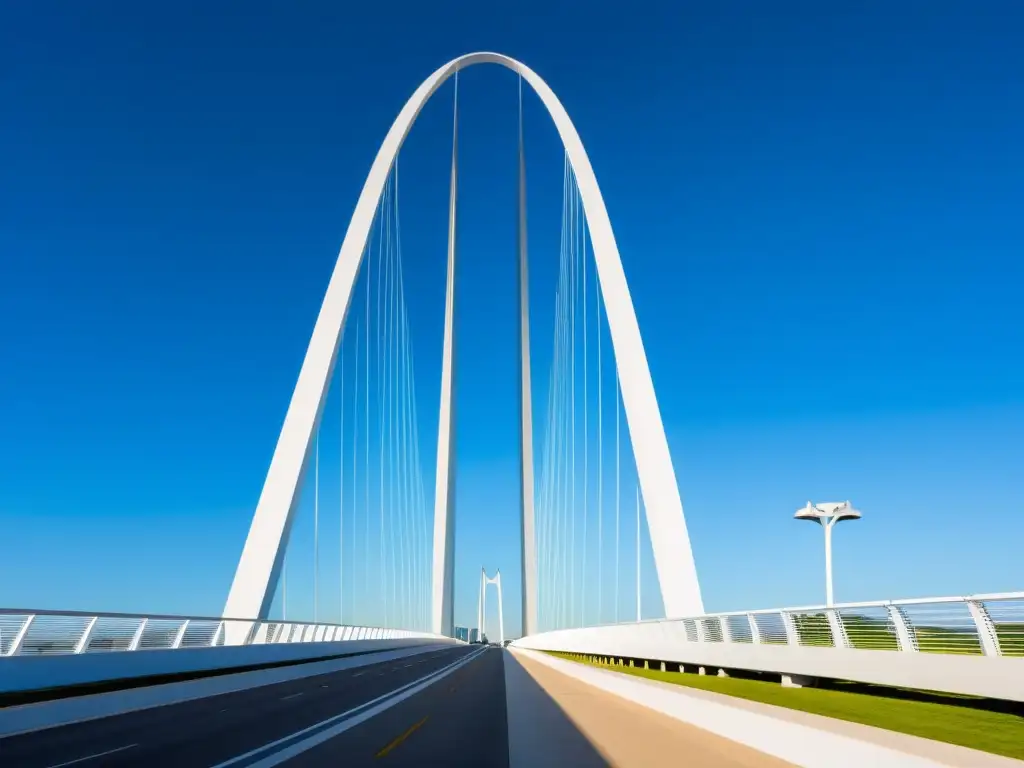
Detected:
[2,644,1018,766]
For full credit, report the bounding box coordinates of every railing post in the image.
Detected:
[74,616,99,654]
[967,600,1002,657]
[780,612,799,645]
[210,621,224,647]
[248,622,269,645]
[240,621,259,646]
[886,604,918,653]
[825,609,849,648]
[7,615,34,656]
[129,618,148,651]
[719,617,732,643]
[171,620,190,649]
[747,613,762,644]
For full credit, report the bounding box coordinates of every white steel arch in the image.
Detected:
[477,568,505,645]
[222,52,703,640]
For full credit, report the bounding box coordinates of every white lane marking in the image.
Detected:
[280,693,304,701]
[403,664,413,668]
[47,743,138,767]
[211,648,486,768]
[352,671,367,677]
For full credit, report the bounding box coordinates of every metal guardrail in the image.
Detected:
[541,592,1024,657]
[0,608,442,657]
[516,592,1024,702]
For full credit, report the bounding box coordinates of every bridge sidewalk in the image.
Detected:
[503,649,793,767]
[511,649,1022,768]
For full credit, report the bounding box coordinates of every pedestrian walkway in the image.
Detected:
[511,649,1023,768]
[504,650,792,767]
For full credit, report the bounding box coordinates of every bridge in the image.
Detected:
[2,52,1022,768]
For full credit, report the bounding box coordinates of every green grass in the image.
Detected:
[548,652,1024,760]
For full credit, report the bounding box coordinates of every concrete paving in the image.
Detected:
[506,650,793,767]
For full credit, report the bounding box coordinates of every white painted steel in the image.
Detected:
[795,501,862,606]
[431,79,459,638]
[478,569,506,645]
[222,52,704,634]
[0,608,455,696]
[516,79,538,640]
[513,592,1024,702]
[0,608,445,659]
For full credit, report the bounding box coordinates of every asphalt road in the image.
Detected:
[1,644,509,767]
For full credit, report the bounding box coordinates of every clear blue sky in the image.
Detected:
[2,2,1022,639]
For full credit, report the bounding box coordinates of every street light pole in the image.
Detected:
[823,515,835,607]
[795,501,861,607]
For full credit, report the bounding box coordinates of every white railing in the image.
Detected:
[0,608,443,657]
[533,592,1024,656]
[515,592,1024,701]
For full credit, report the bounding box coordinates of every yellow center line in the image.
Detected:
[375,716,430,759]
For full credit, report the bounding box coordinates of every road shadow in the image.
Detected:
[502,650,611,767]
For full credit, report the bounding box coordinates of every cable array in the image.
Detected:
[536,157,653,631]
[275,159,432,632]
[272,77,657,636]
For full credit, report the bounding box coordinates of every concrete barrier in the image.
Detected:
[0,643,459,739]
[0,637,459,695]
[513,624,1024,702]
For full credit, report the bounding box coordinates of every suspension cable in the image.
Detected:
[636,486,641,622]
[386,163,398,627]
[366,177,378,607]
[314,429,319,624]
[344,329,348,626]
[615,370,620,623]
[596,254,603,625]
[562,155,573,630]
[581,174,588,629]
[379,169,391,627]
[569,164,577,629]
[350,318,361,627]
[391,159,406,629]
